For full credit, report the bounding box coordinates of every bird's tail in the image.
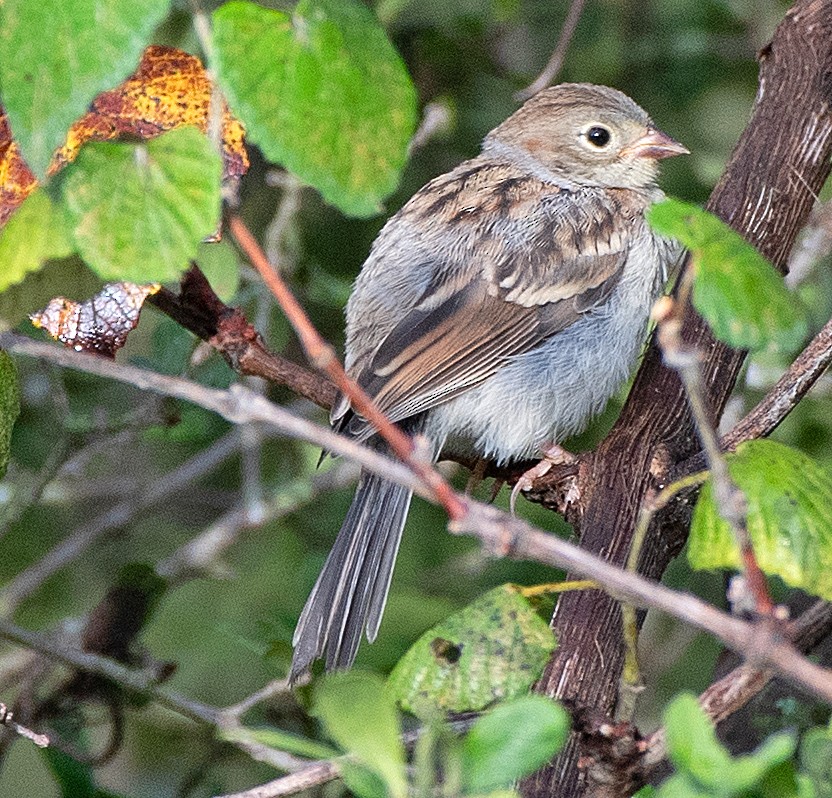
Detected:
[290,469,413,680]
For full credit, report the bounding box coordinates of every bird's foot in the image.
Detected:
[509,443,577,515]
[465,457,489,495]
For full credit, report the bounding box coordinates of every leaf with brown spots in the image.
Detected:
[0,45,248,228]
[388,584,556,715]
[0,109,38,227]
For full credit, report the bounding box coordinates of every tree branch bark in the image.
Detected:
[525,2,832,796]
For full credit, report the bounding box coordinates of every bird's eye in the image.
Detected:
[585,126,612,148]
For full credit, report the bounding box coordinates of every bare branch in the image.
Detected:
[672,310,832,483]
[147,266,336,410]
[654,292,773,616]
[515,0,588,101]
[0,334,424,499]
[156,460,358,583]
[642,599,832,772]
[692,313,832,469]
[214,761,340,798]
[0,617,312,772]
[0,428,240,615]
[8,332,832,707]
[454,504,832,704]
[0,702,49,749]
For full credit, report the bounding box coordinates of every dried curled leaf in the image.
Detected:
[30,282,160,358]
[0,45,248,226]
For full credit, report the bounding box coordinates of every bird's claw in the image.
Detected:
[509,444,576,515]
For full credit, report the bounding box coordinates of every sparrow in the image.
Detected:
[291,83,688,679]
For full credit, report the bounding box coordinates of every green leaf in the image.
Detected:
[647,199,807,352]
[664,693,731,789]
[0,190,74,292]
[388,584,556,714]
[339,761,389,798]
[729,734,797,793]
[61,127,222,282]
[800,726,832,798]
[314,671,406,798]
[689,440,832,601]
[42,748,97,798]
[654,774,714,798]
[196,240,240,302]
[460,695,569,793]
[227,726,339,762]
[212,0,417,217]
[0,351,20,480]
[0,257,101,329]
[0,0,171,178]
[664,694,799,796]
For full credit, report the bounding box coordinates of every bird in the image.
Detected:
[291,83,688,680]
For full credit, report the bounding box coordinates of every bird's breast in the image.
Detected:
[427,230,672,463]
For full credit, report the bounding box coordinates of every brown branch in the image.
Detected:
[676,313,832,477]
[0,703,49,749]
[147,265,336,410]
[654,292,774,616]
[641,599,832,774]
[0,334,425,501]
[452,504,832,705]
[156,460,357,583]
[228,214,466,520]
[214,762,340,798]
[527,2,832,796]
[515,0,588,101]
[0,617,313,773]
[10,332,832,705]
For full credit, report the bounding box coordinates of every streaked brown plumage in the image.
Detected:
[291,83,688,679]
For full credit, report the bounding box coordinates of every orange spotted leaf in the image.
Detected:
[0,45,248,228]
[52,45,248,180]
[0,109,37,227]
[31,282,160,358]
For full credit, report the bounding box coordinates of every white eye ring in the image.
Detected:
[583,125,612,148]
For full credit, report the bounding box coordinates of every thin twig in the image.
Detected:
[409,101,453,154]
[721,314,832,451]
[156,460,357,583]
[8,332,832,706]
[264,173,302,270]
[214,761,340,798]
[617,470,710,720]
[642,599,832,771]
[228,214,466,520]
[675,314,832,478]
[1,334,424,501]
[654,289,774,617]
[0,429,241,615]
[0,618,311,772]
[515,0,588,101]
[221,678,296,721]
[453,503,832,705]
[147,266,337,410]
[0,702,49,748]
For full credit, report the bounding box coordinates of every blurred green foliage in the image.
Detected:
[2,0,832,796]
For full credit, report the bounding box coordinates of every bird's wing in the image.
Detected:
[334,170,643,439]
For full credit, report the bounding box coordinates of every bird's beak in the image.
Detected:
[621,128,689,160]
